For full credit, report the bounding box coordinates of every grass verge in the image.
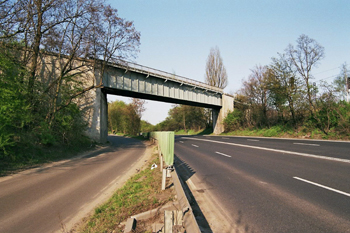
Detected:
[0,140,97,177]
[175,128,213,135]
[78,147,174,233]
[222,126,350,141]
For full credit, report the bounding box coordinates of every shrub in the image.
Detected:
[224,110,244,132]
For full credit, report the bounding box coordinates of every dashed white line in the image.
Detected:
[215,151,231,158]
[181,137,350,164]
[192,144,199,148]
[247,139,260,142]
[293,177,350,197]
[179,141,184,143]
[293,143,320,146]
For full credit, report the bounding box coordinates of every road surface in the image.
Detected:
[0,136,150,233]
[175,135,350,233]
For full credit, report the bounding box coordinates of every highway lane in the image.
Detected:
[175,136,350,232]
[201,135,350,161]
[0,136,149,233]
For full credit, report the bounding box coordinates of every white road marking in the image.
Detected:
[192,144,199,148]
[181,137,350,164]
[248,139,260,142]
[215,152,231,158]
[179,141,184,143]
[293,143,320,146]
[222,137,230,139]
[293,177,350,197]
[203,135,350,144]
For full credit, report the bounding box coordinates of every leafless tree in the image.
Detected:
[285,34,325,116]
[205,46,228,89]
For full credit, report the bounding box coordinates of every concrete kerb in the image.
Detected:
[172,167,201,233]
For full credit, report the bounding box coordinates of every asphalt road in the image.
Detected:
[0,136,148,233]
[175,135,350,233]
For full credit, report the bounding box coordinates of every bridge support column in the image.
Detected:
[213,94,234,134]
[85,87,108,143]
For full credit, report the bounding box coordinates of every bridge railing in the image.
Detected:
[109,60,223,94]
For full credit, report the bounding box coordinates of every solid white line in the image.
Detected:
[181,137,350,164]
[248,139,260,142]
[293,177,350,197]
[294,143,320,146]
[203,135,350,144]
[192,144,199,148]
[215,151,231,158]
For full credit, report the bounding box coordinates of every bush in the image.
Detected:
[224,110,244,132]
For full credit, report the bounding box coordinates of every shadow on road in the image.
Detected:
[174,155,213,233]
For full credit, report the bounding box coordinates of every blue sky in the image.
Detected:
[107,0,350,125]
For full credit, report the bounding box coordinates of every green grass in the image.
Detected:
[175,128,213,135]
[79,151,174,233]
[222,125,350,141]
[0,140,95,176]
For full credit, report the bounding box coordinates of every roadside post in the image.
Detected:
[149,131,200,233]
[149,131,174,190]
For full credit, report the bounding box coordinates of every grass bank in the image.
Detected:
[175,128,213,135]
[222,125,350,141]
[0,140,95,177]
[79,147,174,233]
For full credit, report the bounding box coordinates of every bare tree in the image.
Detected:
[241,65,270,126]
[131,98,146,118]
[205,46,228,89]
[286,34,325,116]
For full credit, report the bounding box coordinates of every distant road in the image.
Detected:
[175,135,350,232]
[0,136,148,233]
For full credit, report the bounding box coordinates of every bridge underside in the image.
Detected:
[103,87,222,109]
[85,63,234,143]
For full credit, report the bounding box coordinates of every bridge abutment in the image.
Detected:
[213,94,234,134]
[85,87,108,143]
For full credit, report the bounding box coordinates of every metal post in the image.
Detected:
[162,169,167,190]
[164,210,173,233]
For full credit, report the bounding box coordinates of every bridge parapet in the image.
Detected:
[108,61,223,94]
[103,61,223,108]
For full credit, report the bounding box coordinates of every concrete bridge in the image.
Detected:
[87,61,234,143]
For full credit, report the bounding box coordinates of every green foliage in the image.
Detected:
[0,46,31,156]
[141,120,154,133]
[0,45,91,171]
[223,110,244,132]
[108,100,143,136]
[155,105,207,132]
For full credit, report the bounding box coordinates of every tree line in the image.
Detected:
[108,101,209,135]
[225,35,350,137]
[0,0,140,163]
[108,99,145,136]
